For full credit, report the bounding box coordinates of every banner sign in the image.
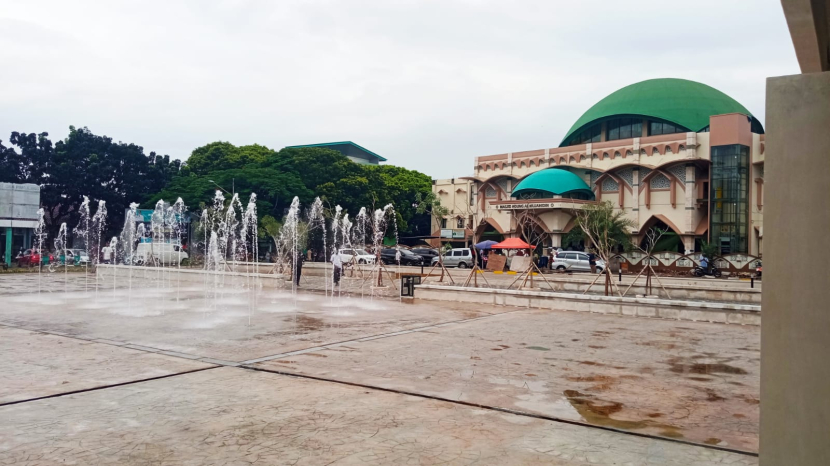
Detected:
[495,202,555,210]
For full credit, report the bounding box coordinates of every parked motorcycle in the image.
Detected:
[693,265,722,278]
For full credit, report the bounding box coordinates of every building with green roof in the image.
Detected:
[285,141,387,165]
[433,78,767,261]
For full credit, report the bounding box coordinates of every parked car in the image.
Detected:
[431,248,474,268]
[550,251,606,273]
[130,242,189,266]
[380,248,424,266]
[16,249,53,267]
[68,249,90,266]
[411,248,439,263]
[338,248,376,265]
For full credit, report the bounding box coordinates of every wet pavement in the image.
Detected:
[0,273,759,464]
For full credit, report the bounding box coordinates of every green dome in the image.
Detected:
[512,169,594,199]
[560,78,762,146]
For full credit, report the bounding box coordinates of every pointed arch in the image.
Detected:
[639,214,683,237]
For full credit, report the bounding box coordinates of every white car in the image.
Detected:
[338,248,376,265]
[550,251,606,273]
[131,242,189,266]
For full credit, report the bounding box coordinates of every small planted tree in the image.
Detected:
[569,201,636,296]
[414,192,452,283]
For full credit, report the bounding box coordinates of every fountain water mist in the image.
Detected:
[330,206,343,298]
[370,204,397,290]
[35,208,46,294]
[279,197,301,295]
[242,193,258,324]
[151,200,165,289]
[74,196,91,293]
[54,223,69,294]
[108,236,118,294]
[120,203,140,308]
[307,197,327,296]
[91,200,107,296]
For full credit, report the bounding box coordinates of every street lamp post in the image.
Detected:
[208,179,234,197]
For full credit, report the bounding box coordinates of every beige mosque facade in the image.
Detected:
[432,78,766,258]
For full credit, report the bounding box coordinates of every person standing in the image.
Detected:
[331,250,342,286]
[102,245,112,264]
[588,250,597,273]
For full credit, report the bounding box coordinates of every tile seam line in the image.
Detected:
[0,307,525,365]
[0,366,219,408]
[242,365,759,458]
[238,308,528,364]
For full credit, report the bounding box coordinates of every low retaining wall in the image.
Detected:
[415,284,761,326]
[295,263,760,304]
[96,264,285,288]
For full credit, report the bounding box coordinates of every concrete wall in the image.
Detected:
[761,71,830,466]
[96,264,286,289]
[0,183,40,228]
[415,284,760,326]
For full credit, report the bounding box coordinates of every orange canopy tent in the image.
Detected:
[491,238,531,249]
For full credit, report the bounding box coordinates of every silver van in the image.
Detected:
[431,248,473,268]
[550,251,605,273]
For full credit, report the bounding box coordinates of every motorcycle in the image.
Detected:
[693,265,722,278]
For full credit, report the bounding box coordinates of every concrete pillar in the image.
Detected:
[4,227,11,266]
[761,71,830,466]
[632,168,641,229]
[682,235,695,254]
[549,233,562,248]
[684,164,696,235]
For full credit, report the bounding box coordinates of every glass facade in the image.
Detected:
[649,120,685,136]
[606,118,642,141]
[569,124,602,145]
[710,144,750,254]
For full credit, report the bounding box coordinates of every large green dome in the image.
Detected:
[512,169,594,199]
[560,78,762,146]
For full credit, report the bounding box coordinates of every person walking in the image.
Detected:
[331,249,342,287]
[294,252,305,287]
[588,250,597,274]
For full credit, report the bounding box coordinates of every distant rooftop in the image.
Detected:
[285,141,387,164]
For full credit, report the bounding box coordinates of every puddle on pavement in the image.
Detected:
[704,438,722,445]
[526,346,549,351]
[562,389,682,437]
[282,315,326,333]
[588,345,606,349]
[666,358,748,375]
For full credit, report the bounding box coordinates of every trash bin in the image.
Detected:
[401,275,422,297]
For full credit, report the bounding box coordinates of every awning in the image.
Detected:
[492,238,531,249]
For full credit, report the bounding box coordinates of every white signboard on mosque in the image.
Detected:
[495,202,555,210]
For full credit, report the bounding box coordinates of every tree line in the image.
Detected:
[0,126,433,243]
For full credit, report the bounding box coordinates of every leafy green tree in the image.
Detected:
[186,142,274,175]
[1,127,180,240]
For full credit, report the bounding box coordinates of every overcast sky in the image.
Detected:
[1,0,799,179]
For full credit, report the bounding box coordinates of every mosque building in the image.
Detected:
[432,78,765,256]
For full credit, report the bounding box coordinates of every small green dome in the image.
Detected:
[560,78,763,146]
[512,169,594,199]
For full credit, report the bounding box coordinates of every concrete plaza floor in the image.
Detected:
[0,273,759,465]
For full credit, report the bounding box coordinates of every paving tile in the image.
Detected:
[0,367,757,465]
[0,326,212,403]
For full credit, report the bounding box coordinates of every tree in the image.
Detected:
[3,127,176,241]
[571,201,636,296]
[415,191,453,283]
